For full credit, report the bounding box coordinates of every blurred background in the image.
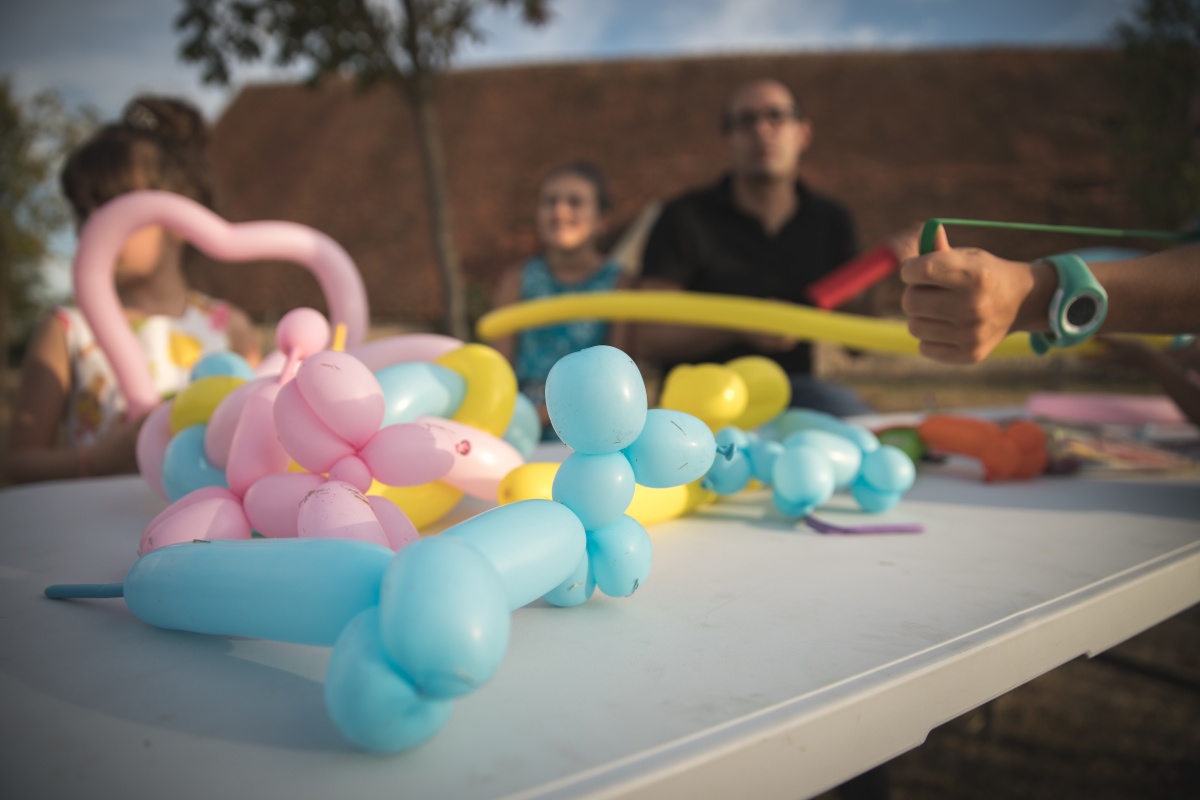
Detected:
[1,1,1198,797]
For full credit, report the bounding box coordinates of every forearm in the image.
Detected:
[1090,248,1200,334]
[1012,246,1200,335]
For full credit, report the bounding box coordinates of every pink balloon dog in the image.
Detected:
[140,311,455,554]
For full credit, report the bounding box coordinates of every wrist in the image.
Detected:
[1013,260,1057,333]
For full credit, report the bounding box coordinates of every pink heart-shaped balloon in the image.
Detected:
[73,190,368,416]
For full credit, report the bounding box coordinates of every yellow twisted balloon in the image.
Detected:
[477,290,1172,358]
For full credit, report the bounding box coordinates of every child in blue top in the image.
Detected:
[491,162,631,434]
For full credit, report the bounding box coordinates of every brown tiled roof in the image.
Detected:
[197,47,1140,330]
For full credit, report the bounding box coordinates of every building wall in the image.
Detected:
[197,48,1140,331]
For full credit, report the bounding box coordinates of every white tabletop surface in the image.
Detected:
[2,440,1198,800]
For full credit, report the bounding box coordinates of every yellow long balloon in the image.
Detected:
[477,290,1166,358]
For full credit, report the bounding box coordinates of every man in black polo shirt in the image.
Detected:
[635,77,874,417]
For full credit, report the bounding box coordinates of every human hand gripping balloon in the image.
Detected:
[899,223,1048,364]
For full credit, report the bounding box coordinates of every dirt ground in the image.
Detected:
[2,343,1197,799]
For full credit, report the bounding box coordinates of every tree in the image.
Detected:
[0,80,94,383]
[1113,0,1200,226]
[176,0,551,340]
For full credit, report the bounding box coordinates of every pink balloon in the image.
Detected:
[140,487,252,554]
[359,423,456,488]
[203,378,260,469]
[296,481,389,547]
[275,308,331,361]
[143,485,232,539]
[412,416,525,501]
[136,402,174,499]
[295,351,384,448]
[368,495,419,551]
[226,382,290,497]
[243,472,325,538]
[347,334,462,372]
[274,379,355,473]
[73,191,368,416]
[328,455,373,493]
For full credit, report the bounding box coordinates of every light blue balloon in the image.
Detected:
[503,391,542,458]
[123,538,393,646]
[552,451,636,531]
[702,448,752,495]
[860,445,917,494]
[325,606,454,752]
[542,551,595,608]
[772,488,817,519]
[161,423,228,502]
[545,345,647,454]
[782,429,862,489]
[189,351,255,382]
[622,409,717,488]
[851,478,902,513]
[444,499,585,610]
[764,408,879,453]
[587,515,652,598]
[714,426,752,453]
[772,444,835,514]
[747,439,784,483]
[375,362,466,427]
[379,537,510,699]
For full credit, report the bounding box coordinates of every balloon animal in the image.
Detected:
[47,345,717,752]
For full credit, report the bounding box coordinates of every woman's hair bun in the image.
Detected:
[121,96,209,152]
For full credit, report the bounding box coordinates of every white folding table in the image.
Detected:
[2,431,1198,799]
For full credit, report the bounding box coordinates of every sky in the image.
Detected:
[1,0,1142,121]
[0,0,1142,297]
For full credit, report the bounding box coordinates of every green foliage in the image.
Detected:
[176,0,549,93]
[1114,0,1200,226]
[174,0,551,339]
[0,80,96,349]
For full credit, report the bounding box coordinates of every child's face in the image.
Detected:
[537,173,603,254]
[115,224,167,282]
